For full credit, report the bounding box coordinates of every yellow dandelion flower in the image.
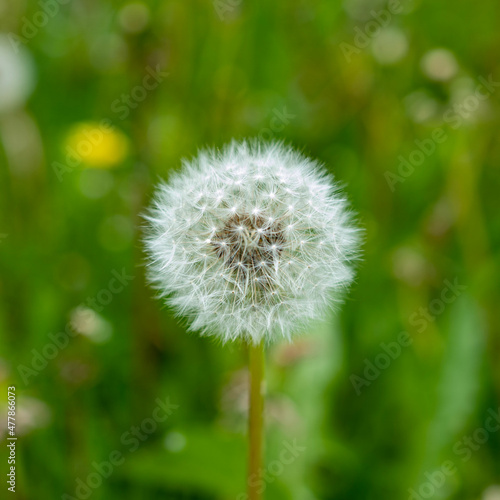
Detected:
[65,121,129,168]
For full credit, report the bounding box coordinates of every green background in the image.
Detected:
[1,0,499,499]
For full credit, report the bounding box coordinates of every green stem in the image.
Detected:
[248,340,265,500]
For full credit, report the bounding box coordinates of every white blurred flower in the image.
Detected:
[0,34,35,114]
[16,397,51,434]
[448,76,490,124]
[0,397,51,440]
[421,48,458,82]
[392,246,432,287]
[164,431,186,453]
[70,306,112,343]
[118,2,150,34]
[483,486,500,500]
[404,90,439,123]
[144,140,360,344]
[371,27,408,65]
[343,0,386,21]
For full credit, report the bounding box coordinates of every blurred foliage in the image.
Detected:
[0,0,499,499]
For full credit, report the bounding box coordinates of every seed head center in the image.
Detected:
[212,213,284,271]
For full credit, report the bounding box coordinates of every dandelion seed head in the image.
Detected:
[144,140,360,344]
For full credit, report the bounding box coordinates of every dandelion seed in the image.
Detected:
[144,139,360,344]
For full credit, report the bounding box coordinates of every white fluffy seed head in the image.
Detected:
[144,140,360,345]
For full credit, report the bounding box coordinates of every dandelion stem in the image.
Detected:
[248,339,265,500]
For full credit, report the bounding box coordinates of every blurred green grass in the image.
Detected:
[1,0,500,499]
